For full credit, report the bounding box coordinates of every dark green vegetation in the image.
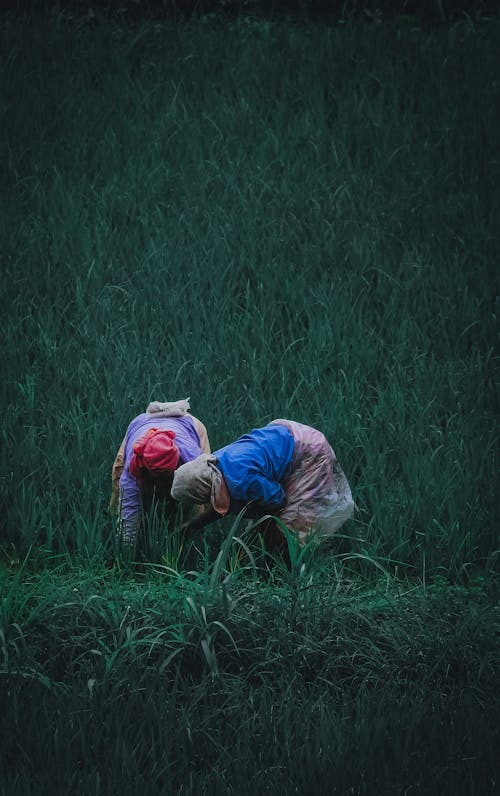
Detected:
[1,11,498,795]
[8,0,500,26]
[1,551,498,795]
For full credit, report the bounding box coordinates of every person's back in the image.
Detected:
[213,423,295,511]
[122,413,203,472]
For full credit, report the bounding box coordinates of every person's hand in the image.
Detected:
[180,519,197,534]
[179,506,219,535]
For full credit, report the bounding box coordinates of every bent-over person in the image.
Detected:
[170,419,354,553]
[110,398,210,547]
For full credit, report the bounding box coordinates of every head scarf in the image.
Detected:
[129,428,180,480]
[171,454,221,506]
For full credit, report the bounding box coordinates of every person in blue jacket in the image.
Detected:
[171,418,354,549]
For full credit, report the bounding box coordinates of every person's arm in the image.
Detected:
[181,506,221,534]
[117,469,143,546]
[109,436,126,514]
[235,473,286,514]
[191,416,211,454]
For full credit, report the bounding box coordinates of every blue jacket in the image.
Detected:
[213,423,295,514]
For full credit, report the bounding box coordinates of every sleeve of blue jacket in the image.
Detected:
[213,424,294,512]
[237,470,286,509]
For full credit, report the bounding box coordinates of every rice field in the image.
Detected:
[1,7,499,794]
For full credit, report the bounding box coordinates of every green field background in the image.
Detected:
[2,12,498,575]
[1,12,499,794]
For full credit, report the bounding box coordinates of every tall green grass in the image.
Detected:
[2,13,498,576]
[0,16,499,791]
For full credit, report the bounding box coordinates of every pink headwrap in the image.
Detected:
[129,428,180,480]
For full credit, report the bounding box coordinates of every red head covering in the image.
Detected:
[129,428,180,480]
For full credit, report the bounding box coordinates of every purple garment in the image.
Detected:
[119,414,202,542]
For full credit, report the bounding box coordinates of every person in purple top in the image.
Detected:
[110,399,210,547]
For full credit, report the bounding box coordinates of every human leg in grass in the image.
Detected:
[171,419,354,559]
[257,517,292,571]
[109,399,211,555]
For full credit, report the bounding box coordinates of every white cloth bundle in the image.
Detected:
[146,398,190,416]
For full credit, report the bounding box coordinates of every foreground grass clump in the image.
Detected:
[1,544,498,794]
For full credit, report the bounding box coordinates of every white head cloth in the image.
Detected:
[146,398,190,416]
[171,454,221,505]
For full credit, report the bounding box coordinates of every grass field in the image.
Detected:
[1,8,499,794]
